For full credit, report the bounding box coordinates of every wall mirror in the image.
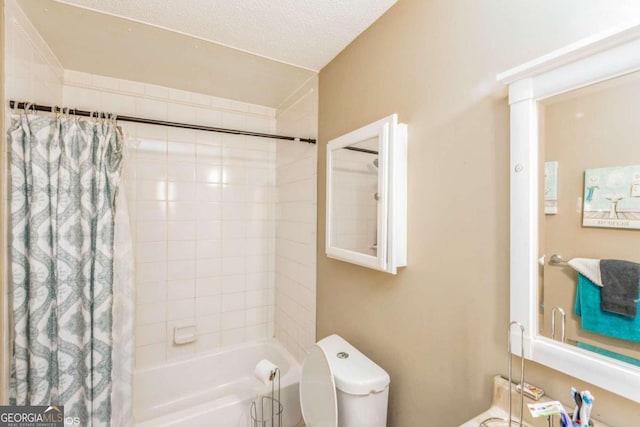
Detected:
[499,24,640,402]
[326,114,407,274]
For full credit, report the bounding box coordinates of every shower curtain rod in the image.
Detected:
[344,146,378,155]
[8,100,316,144]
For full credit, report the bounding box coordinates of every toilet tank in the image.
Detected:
[317,335,390,427]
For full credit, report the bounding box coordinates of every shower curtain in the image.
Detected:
[8,109,134,426]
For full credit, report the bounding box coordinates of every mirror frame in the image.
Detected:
[498,23,640,402]
[325,114,407,274]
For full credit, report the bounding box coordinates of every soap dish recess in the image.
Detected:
[174,325,197,345]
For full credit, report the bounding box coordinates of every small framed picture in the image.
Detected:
[583,165,640,229]
[544,161,558,214]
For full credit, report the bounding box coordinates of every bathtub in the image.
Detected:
[133,340,302,427]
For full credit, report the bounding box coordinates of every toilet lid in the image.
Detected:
[299,344,338,427]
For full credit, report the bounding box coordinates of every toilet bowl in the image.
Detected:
[299,334,390,427]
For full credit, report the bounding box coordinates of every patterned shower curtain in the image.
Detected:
[8,110,132,426]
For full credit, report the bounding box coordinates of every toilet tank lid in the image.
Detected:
[316,334,390,395]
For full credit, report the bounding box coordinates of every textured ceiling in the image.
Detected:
[54,0,398,71]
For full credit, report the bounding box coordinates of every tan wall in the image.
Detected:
[317,0,640,425]
[542,73,640,361]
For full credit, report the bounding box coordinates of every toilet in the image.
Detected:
[299,334,390,427]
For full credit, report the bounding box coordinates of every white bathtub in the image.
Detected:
[133,340,302,427]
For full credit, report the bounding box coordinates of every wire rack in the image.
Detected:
[250,368,283,427]
[480,321,526,427]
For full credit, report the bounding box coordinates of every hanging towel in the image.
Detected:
[577,342,640,367]
[575,273,640,343]
[567,258,603,287]
[600,260,640,318]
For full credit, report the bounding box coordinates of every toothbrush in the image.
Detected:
[580,391,594,426]
[559,409,572,427]
[571,387,581,424]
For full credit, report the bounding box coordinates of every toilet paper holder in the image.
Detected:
[250,366,282,427]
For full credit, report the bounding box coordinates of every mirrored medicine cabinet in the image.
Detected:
[325,114,407,274]
[499,24,640,402]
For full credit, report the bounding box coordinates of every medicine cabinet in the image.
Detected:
[325,114,407,274]
[499,23,640,402]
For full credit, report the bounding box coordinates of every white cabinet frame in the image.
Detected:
[326,114,407,274]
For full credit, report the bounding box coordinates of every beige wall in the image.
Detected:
[317,0,640,425]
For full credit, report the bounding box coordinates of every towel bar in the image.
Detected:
[549,254,568,265]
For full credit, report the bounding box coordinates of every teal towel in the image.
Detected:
[577,342,640,367]
[575,273,640,343]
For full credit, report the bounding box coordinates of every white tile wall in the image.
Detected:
[62,71,278,369]
[275,76,318,362]
[3,0,65,401]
